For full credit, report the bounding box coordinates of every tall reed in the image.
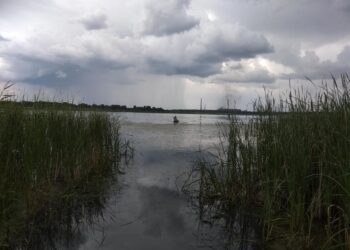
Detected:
[185,74,350,249]
[0,102,123,248]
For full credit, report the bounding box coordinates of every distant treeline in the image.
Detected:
[0,100,255,115]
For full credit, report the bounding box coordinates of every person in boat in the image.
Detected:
[173,116,179,123]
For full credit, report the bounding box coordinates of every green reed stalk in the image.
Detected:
[187,74,350,249]
[0,103,122,248]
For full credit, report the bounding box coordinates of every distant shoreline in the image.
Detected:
[114,109,255,115]
[0,100,257,115]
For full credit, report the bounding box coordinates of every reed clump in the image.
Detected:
[0,101,123,249]
[186,74,350,249]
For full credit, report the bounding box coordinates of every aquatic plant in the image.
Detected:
[0,102,124,249]
[185,74,350,249]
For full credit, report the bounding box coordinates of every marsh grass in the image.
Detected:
[184,74,350,249]
[0,95,124,248]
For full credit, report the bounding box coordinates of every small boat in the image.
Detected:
[173,116,179,124]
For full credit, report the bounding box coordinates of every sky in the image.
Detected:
[1,0,350,109]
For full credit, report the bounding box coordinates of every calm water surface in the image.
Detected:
[75,113,236,250]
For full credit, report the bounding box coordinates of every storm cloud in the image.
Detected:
[1,0,350,108]
[142,22,273,77]
[142,0,199,36]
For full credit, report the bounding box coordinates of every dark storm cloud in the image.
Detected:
[194,24,274,63]
[143,23,274,77]
[0,53,76,85]
[0,55,55,81]
[1,48,131,88]
[13,58,134,89]
[215,0,350,45]
[173,63,220,77]
[146,58,220,77]
[142,0,199,36]
[79,13,108,30]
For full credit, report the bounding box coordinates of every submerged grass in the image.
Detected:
[0,99,124,249]
[184,74,350,249]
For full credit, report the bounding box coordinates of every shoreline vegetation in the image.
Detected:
[184,74,350,249]
[0,99,251,115]
[0,93,128,248]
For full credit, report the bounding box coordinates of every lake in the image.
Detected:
[50,112,256,250]
[67,112,230,250]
